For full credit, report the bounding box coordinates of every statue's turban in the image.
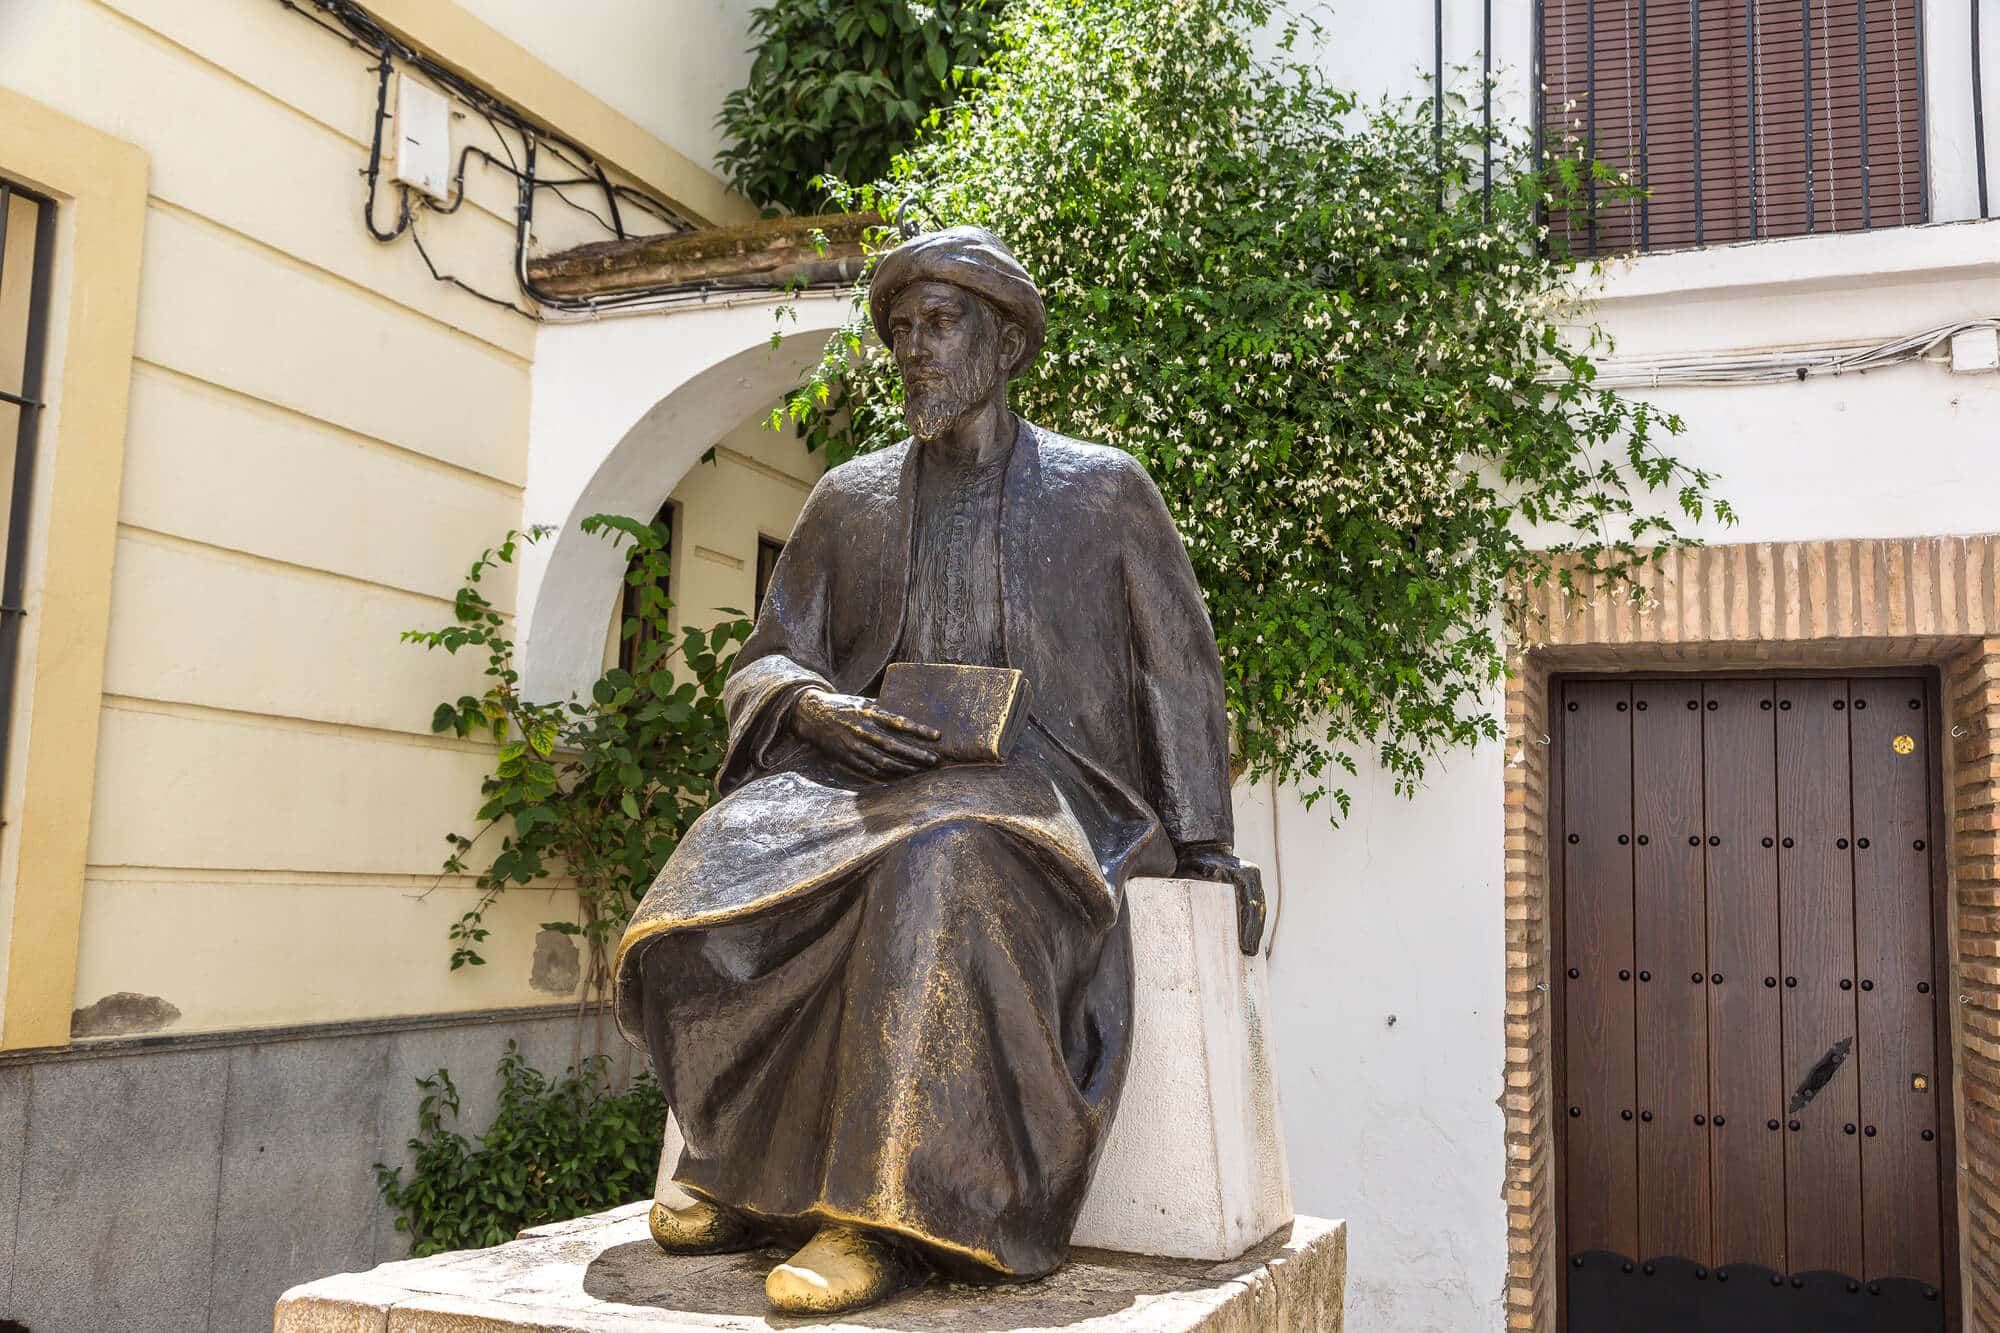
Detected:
[868,226,1046,377]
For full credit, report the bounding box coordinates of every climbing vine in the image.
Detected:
[404,517,747,1065]
[791,0,1731,816]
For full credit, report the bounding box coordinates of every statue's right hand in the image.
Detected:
[788,688,942,780]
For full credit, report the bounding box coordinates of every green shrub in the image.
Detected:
[374,1042,669,1255]
[793,0,1730,817]
[716,0,1005,213]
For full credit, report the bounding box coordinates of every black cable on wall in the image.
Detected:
[276,0,799,318]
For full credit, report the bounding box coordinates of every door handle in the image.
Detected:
[1789,1036,1854,1113]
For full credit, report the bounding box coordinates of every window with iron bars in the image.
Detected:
[754,535,785,618]
[1540,0,1928,254]
[0,179,55,827]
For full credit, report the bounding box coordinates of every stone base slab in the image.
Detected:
[274,1202,1345,1332]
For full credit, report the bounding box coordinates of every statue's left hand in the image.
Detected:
[1174,843,1267,956]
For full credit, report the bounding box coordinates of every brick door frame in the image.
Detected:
[1502,536,2000,1331]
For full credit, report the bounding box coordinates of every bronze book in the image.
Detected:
[876,663,1033,765]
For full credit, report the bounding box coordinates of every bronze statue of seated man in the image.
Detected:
[612,226,1264,1316]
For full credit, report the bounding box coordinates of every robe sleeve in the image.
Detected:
[715,481,838,793]
[1117,458,1235,849]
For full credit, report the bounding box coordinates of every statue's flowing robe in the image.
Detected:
[613,418,1232,1280]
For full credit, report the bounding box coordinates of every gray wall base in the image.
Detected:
[0,1006,620,1333]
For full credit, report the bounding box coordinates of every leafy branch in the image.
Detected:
[404,516,748,1067]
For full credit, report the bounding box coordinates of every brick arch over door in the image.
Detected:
[1502,534,2000,1331]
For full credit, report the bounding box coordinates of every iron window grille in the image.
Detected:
[754,536,785,618]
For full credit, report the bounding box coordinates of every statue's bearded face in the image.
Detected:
[885,281,1015,442]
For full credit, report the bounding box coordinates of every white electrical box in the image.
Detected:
[393,74,453,203]
[1950,325,2000,376]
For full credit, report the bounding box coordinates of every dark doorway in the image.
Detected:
[1557,673,1956,1331]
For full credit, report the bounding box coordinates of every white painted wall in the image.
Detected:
[1240,216,2000,1331]
[1235,736,1512,1331]
[1281,9,1999,1317]
[455,0,762,177]
[518,292,852,702]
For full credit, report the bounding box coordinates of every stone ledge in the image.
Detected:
[274,1203,1345,1332]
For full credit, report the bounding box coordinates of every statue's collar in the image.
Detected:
[855,417,1041,689]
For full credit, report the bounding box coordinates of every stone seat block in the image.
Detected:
[653,874,1293,1263]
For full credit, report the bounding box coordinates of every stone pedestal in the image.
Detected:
[274,1202,1345,1332]
[1073,875,1291,1259]
[651,876,1292,1263]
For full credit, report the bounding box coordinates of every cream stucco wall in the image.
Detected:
[0,0,773,1042]
[599,407,823,671]
[456,0,763,181]
[663,409,822,630]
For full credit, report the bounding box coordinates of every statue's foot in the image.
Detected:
[765,1224,923,1315]
[647,1199,769,1255]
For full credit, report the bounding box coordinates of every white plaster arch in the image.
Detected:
[518,290,852,702]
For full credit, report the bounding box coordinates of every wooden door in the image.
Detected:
[1559,674,1952,1332]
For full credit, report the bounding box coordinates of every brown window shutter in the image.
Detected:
[1540,0,1924,255]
